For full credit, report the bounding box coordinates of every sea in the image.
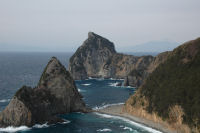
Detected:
[0,52,161,133]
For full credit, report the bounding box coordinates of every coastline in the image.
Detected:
[96,104,177,133]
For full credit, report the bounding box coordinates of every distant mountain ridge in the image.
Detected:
[120,41,179,53]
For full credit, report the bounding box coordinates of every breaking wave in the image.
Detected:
[78,88,86,92]
[97,128,112,132]
[0,99,10,103]
[81,83,91,86]
[108,82,121,87]
[94,113,162,133]
[93,103,124,110]
[0,126,30,132]
[33,123,49,128]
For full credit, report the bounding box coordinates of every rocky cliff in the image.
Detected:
[69,32,117,80]
[124,37,200,133]
[124,51,170,87]
[0,57,88,127]
[69,32,155,85]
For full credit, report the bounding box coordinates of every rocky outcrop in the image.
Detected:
[69,32,171,87]
[124,37,200,133]
[102,54,154,79]
[124,51,170,87]
[69,32,155,84]
[0,57,88,127]
[69,32,116,80]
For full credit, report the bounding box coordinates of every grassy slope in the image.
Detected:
[126,37,200,130]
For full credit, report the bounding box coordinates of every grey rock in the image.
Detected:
[124,51,171,87]
[69,32,116,80]
[68,32,154,80]
[69,32,170,87]
[0,57,89,127]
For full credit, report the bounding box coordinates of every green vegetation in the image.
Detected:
[137,38,200,128]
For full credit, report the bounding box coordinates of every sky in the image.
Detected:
[0,0,200,52]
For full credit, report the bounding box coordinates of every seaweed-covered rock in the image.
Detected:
[0,57,89,127]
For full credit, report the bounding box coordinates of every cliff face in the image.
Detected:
[124,51,170,87]
[69,32,116,80]
[0,57,88,127]
[102,54,154,79]
[124,37,200,133]
[69,32,154,83]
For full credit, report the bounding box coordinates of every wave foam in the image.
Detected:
[0,126,30,132]
[93,103,124,110]
[108,82,120,87]
[78,88,86,92]
[109,78,124,81]
[97,128,112,132]
[126,86,135,88]
[33,123,49,128]
[58,119,71,124]
[123,126,133,131]
[81,83,91,86]
[95,113,162,133]
[0,99,10,103]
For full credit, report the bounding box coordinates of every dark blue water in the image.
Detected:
[0,52,161,133]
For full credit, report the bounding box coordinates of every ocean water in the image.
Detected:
[0,52,161,133]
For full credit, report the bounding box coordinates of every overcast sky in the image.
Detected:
[0,0,200,52]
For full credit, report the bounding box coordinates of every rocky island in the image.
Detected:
[0,57,89,127]
[69,32,170,87]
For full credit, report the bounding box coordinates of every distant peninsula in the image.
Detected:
[69,32,169,87]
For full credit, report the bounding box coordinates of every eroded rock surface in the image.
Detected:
[68,32,155,87]
[0,57,88,127]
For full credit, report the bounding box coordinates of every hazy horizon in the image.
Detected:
[0,0,200,52]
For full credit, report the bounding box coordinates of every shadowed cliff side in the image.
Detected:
[124,51,170,87]
[0,57,89,127]
[124,37,200,133]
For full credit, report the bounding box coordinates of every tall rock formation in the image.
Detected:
[69,32,154,84]
[124,37,200,133]
[69,32,117,80]
[0,57,88,127]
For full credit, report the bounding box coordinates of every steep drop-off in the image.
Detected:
[0,57,88,127]
[69,32,157,87]
[124,37,200,133]
[124,51,170,87]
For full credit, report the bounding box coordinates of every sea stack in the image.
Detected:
[68,32,155,86]
[0,57,88,127]
[68,32,117,80]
